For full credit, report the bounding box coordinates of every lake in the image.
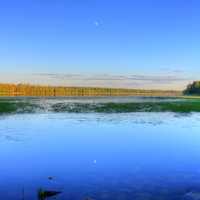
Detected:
[0,97,200,200]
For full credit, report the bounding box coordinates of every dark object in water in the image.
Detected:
[38,188,61,200]
[48,176,53,180]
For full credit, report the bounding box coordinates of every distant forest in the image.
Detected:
[184,81,200,95]
[0,83,182,97]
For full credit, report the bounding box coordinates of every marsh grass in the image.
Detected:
[1,98,200,114]
[92,101,200,113]
[0,101,40,114]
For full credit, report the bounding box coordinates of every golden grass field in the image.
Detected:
[0,83,183,97]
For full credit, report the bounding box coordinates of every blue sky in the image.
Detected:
[0,0,199,89]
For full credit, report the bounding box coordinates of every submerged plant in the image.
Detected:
[38,188,61,200]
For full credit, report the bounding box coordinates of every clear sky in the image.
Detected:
[0,0,200,89]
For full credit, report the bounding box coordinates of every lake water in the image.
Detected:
[0,97,200,200]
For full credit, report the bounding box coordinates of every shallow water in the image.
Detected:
[1,97,200,199]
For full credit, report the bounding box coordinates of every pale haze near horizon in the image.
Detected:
[0,72,192,90]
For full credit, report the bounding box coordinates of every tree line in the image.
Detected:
[184,81,200,95]
[0,83,182,97]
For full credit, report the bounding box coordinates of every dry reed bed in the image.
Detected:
[0,83,182,97]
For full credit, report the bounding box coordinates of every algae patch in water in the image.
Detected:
[0,100,40,114]
[38,188,61,200]
[1,98,200,114]
[51,100,200,113]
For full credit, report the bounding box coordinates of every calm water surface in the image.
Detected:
[0,97,200,200]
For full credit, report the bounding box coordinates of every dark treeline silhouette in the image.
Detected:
[0,83,182,97]
[184,81,200,95]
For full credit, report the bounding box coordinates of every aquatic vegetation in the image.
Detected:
[38,188,61,200]
[1,97,200,114]
[0,100,40,114]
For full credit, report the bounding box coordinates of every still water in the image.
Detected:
[0,97,200,199]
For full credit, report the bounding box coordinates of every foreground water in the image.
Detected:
[1,97,200,200]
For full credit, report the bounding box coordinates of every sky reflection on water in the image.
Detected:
[0,112,200,199]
